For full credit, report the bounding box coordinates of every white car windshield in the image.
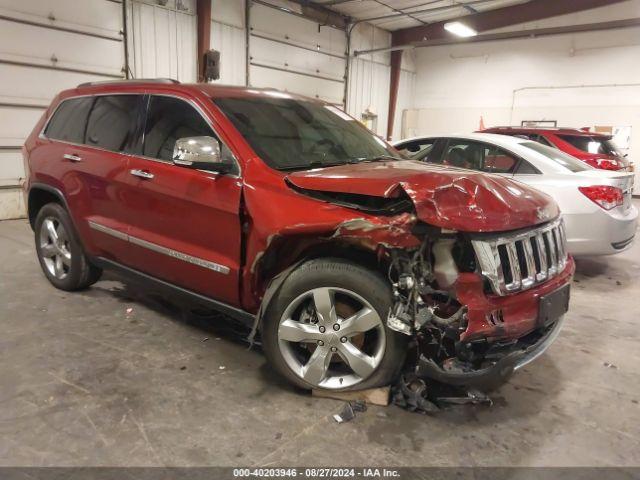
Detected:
[521,141,591,173]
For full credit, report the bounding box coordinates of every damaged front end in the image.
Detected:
[385,217,574,389]
[247,161,574,391]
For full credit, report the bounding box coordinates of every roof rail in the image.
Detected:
[77,78,180,88]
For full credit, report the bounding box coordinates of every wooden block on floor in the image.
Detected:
[312,386,390,406]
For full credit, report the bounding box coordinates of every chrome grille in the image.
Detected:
[471,218,568,296]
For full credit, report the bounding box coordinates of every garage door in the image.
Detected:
[0,0,126,186]
[248,0,347,106]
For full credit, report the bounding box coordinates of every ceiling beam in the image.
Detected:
[354,0,502,26]
[392,0,629,46]
[411,17,640,47]
[317,0,357,5]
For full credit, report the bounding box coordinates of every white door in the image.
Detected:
[0,0,125,189]
[248,1,347,106]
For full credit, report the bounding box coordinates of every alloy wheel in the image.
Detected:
[277,287,386,389]
[39,217,72,280]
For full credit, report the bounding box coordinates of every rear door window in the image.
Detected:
[514,159,540,174]
[85,95,142,152]
[441,140,519,173]
[45,97,94,144]
[482,146,519,174]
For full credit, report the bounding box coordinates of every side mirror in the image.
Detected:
[172,136,232,173]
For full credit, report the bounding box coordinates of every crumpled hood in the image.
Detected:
[286,160,559,232]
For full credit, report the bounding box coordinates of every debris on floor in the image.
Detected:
[332,400,367,423]
[313,385,389,406]
[391,375,439,414]
[391,374,492,414]
[603,362,618,369]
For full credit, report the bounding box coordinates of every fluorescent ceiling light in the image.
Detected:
[444,21,478,37]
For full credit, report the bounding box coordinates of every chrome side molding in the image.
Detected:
[88,221,230,275]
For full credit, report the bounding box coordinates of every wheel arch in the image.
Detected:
[247,235,391,345]
[27,183,69,230]
[255,235,389,297]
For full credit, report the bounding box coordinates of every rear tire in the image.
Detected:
[34,203,102,291]
[262,258,407,391]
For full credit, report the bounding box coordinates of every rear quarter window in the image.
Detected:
[45,97,94,144]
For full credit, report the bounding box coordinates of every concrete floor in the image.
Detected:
[1,213,639,467]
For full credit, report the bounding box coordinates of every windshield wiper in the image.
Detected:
[278,155,404,171]
[355,155,404,163]
[279,160,347,171]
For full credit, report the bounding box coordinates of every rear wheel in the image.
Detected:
[262,258,407,391]
[34,203,102,291]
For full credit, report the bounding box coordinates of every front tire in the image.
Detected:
[262,258,407,391]
[34,203,102,291]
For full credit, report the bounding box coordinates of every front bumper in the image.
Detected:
[415,259,575,388]
[455,257,575,342]
[416,314,566,388]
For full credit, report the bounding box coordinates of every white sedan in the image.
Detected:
[393,133,637,256]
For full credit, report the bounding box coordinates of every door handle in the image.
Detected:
[63,153,82,162]
[130,169,154,180]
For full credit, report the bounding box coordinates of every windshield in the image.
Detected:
[214,96,401,171]
[521,141,592,173]
[558,134,623,157]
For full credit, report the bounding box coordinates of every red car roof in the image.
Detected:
[482,126,610,138]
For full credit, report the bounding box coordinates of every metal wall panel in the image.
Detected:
[248,1,347,105]
[210,21,246,86]
[346,57,390,138]
[127,1,197,82]
[393,68,417,141]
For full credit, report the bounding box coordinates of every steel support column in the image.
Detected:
[386,50,402,141]
[196,0,212,82]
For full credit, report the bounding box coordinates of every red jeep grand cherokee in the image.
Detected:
[481,126,631,171]
[23,80,574,392]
